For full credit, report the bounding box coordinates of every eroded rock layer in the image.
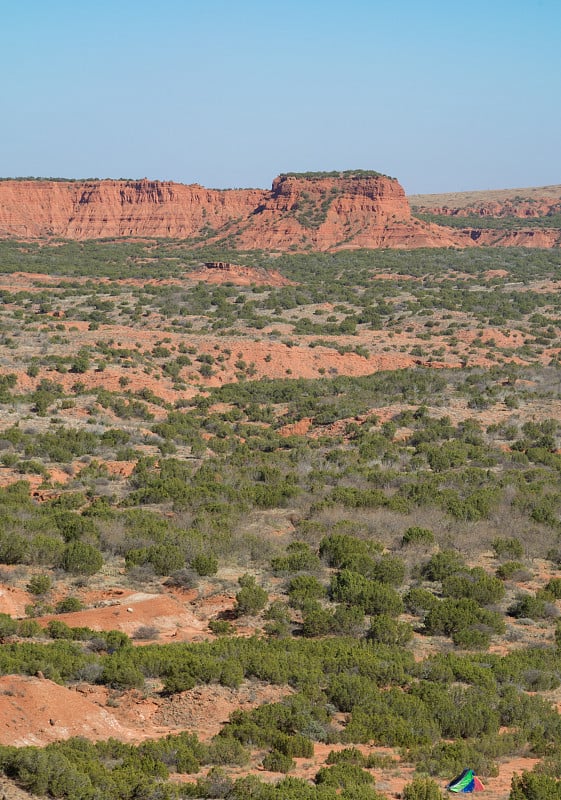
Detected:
[0,174,468,250]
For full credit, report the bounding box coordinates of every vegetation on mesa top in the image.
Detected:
[0,170,397,184]
[279,170,397,181]
[0,176,146,183]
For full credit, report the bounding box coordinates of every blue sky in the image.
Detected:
[2,0,560,193]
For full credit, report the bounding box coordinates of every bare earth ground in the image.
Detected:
[34,590,208,640]
[0,556,557,800]
[1,261,561,798]
[0,674,542,799]
[0,675,291,747]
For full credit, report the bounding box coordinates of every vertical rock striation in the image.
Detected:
[0,173,472,249]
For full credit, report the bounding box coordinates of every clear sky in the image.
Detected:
[2,0,560,194]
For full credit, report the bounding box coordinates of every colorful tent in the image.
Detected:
[447,769,485,793]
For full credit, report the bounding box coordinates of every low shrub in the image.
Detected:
[26,574,52,596]
[402,527,435,547]
[508,593,554,620]
[261,749,294,773]
[271,541,321,573]
[544,578,561,599]
[288,574,326,609]
[190,553,218,576]
[492,537,524,560]
[442,567,505,605]
[55,597,85,614]
[367,614,414,646]
[60,541,103,576]
[421,550,465,582]
[235,575,268,616]
[209,619,235,636]
[402,777,445,800]
[315,763,375,788]
[496,561,529,581]
[404,587,439,615]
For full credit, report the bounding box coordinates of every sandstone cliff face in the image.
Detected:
[0,180,77,238]
[0,180,265,240]
[0,175,468,250]
[232,174,468,250]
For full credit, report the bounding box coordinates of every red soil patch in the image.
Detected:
[48,467,72,484]
[0,470,43,491]
[485,269,509,279]
[35,591,207,641]
[455,328,525,348]
[18,364,193,407]
[479,758,541,800]
[0,676,131,746]
[0,585,31,618]
[188,263,294,287]
[0,272,204,291]
[0,676,292,749]
[151,682,292,740]
[103,460,136,478]
[195,592,237,621]
[372,273,418,281]
[278,418,313,437]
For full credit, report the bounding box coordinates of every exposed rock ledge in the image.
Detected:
[0,173,469,251]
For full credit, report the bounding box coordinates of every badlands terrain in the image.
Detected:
[0,174,560,799]
[0,172,560,249]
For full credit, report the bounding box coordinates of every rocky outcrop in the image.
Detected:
[3,174,558,250]
[410,186,561,249]
[233,173,468,250]
[0,179,262,240]
[0,174,469,250]
[190,261,295,286]
[467,228,561,248]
